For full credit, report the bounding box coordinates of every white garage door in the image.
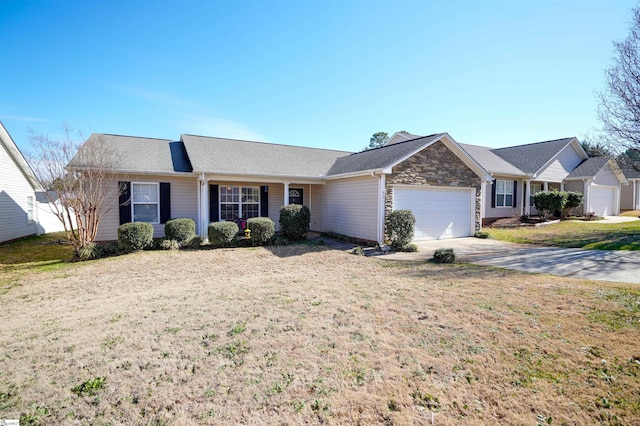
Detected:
[393,186,474,241]
[590,185,616,216]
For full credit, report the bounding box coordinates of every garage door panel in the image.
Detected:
[394,186,474,241]
[590,186,615,216]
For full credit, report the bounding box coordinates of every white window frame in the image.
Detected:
[131,182,160,224]
[219,186,260,221]
[27,195,34,224]
[495,180,514,208]
[530,183,542,207]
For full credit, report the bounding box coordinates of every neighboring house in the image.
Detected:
[395,133,626,223]
[0,122,65,243]
[68,133,491,243]
[564,157,626,216]
[620,164,640,211]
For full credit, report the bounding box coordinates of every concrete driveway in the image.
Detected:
[381,238,640,284]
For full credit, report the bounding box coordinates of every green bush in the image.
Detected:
[77,243,99,260]
[351,246,365,256]
[164,218,196,244]
[247,217,275,245]
[433,248,455,264]
[183,235,203,249]
[208,222,239,248]
[563,191,583,218]
[474,231,489,239]
[401,243,418,252]
[160,239,180,250]
[118,222,154,252]
[279,204,311,240]
[386,210,416,250]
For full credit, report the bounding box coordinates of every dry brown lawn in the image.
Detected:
[1,245,639,425]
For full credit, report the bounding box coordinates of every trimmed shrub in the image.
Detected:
[98,242,122,257]
[401,243,418,252]
[279,204,311,240]
[183,235,203,249]
[208,221,239,248]
[160,239,180,250]
[118,222,154,252]
[433,248,455,264]
[563,191,583,218]
[386,210,416,250]
[533,191,566,219]
[247,217,275,245]
[164,218,196,244]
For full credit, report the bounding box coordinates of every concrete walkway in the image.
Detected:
[381,238,640,284]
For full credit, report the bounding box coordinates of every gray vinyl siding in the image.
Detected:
[536,145,583,182]
[621,181,638,210]
[96,174,198,241]
[563,181,583,193]
[0,140,37,242]
[593,165,622,187]
[312,176,379,241]
[483,178,524,219]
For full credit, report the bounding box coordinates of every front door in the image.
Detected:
[289,188,303,205]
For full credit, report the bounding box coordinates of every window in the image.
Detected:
[220,186,260,220]
[495,180,514,207]
[530,183,542,207]
[27,196,34,224]
[132,183,159,223]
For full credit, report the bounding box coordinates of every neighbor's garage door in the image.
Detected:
[590,185,616,216]
[393,186,474,241]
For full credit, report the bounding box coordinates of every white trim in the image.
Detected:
[131,182,160,224]
[284,182,290,206]
[218,185,261,221]
[197,172,326,184]
[377,173,386,243]
[322,169,386,180]
[494,179,514,208]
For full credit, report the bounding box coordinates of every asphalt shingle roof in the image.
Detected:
[68,134,192,173]
[566,157,610,179]
[326,134,444,176]
[181,135,351,178]
[458,143,526,177]
[492,137,578,174]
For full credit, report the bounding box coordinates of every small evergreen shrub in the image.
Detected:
[279,204,311,240]
[208,222,239,248]
[118,222,154,252]
[269,234,291,246]
[164,218,196,244]
[401,243,418,252]
[475,231,489,239]
[351,246,365,256]
[563,191,583,218]
[160,239,180,250]
[77,243,100,260]
[246,217,275,245]
[183,235,203,249]
[98,242,122,257]
[386,210,416,249]
[433,248,455,264]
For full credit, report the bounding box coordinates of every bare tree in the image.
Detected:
[29,125,122,252]
[597,7,640,155]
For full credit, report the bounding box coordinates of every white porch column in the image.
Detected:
[524,180,531,215]
[560,182,565,191]
[284,182,290,205]
[543,182,548,191]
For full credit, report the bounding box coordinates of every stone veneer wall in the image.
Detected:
[385,140,483,232]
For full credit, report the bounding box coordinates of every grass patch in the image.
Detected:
[486,220,640,250]
[0,232,73,266]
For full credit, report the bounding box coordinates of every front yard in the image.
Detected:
[486,218,640,250]
[1,242,639,424]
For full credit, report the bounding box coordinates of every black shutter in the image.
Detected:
[260,185,269,217]
[119,181,131,224]
[160,182,171,224]
[491,179,496,208]
[209,185,219,222]
[512,180,518,208]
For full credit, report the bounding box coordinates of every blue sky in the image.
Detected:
[1,0,637,153]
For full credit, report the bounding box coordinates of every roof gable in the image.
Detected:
[567,157,626,183]
[0,122,42,190]
[492,137,585,176]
